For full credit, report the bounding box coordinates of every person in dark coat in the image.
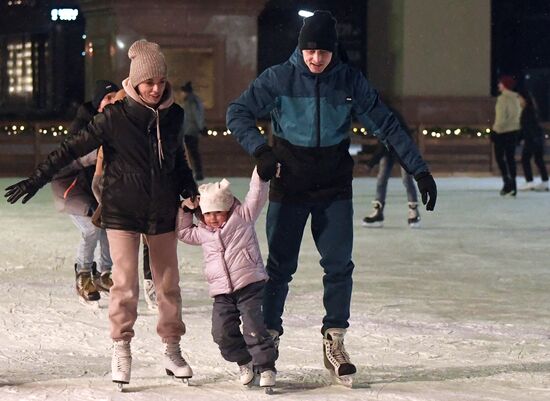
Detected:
[518,90,549,191]
[180,81,205,181]
[4,40,197,387]
[361,106,420,228]
[51,80,119,303]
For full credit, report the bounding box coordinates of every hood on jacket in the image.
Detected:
[122,78,175,168]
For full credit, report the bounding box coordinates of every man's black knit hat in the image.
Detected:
[91,80,119,110]
[298,10,337,52]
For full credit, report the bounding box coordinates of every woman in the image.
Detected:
[5,40,197,390]
[92,88,159,312]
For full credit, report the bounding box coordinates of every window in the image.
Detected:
[6,0,35,6]
[7,40,33,95]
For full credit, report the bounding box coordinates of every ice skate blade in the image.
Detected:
[262,386,274,394]
[330,370,354,388]
[113,381,128,392]
[166,369,192,384]
[362,221,383,228]
[78,297,100,309]
[409,222,421,229]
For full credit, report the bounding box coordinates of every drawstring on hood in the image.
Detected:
[122,77,174,168]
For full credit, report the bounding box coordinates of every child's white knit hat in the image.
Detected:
[199,179,234,213]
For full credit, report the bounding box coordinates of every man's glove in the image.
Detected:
[254,144,278,181]
[414,172,437,211]
[4,178,42,204]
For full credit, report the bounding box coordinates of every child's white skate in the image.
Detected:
[259,369,276,394]
[238,361,255,385]
[323,328,356,388]
[112,340,131,391]
[164,342,193,385]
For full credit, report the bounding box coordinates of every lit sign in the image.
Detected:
[51,9,79,21]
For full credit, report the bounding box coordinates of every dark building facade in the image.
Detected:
[258,0,367,74]
[0,0,85,119]
[492,0,550,120]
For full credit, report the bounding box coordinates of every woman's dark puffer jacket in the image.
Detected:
[28,87,196,234]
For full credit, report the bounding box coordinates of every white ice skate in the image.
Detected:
[239,361,255,385]
[323,328,356,388]
[519,181,536,191]
[112,340,131,391]
[259,369,276,394]
[164,342,193,385]
[143,279,158,311]
[534,181,549,192]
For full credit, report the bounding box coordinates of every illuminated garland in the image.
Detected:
[2,124,69,137]
[421,127,492,139]
[2,124,548,140]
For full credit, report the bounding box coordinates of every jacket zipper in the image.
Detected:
[315,76,321,148]
[217,231,234,292]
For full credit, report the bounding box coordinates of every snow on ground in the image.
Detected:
[1,175,549,401]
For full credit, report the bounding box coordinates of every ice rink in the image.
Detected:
[1,175,549,401]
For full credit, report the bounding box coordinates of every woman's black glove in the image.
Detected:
[4,178,43,204]
[254,144,278,181]
[414,172,437,211]
[181,180,199,201]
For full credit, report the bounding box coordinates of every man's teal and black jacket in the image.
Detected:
[227,47,429,202]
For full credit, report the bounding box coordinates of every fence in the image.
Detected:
[1,121,549,177]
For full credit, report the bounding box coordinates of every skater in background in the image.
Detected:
[227,10,437,385]
[491,75,522,196]
[176,167,277,390]
[180,81,205,181]
[517,89,549,191]
[5,40,197,390]
[51,80,118,305]
[362,106,421,228]
[92,88,159,312]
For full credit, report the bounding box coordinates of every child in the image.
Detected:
[176,167,277,389]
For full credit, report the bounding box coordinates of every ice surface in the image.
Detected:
[1,176,549,401]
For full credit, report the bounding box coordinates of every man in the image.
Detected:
[180,81,205,181]
[492,75,522,196]
[227,10,437,385]
[50,80,118,305]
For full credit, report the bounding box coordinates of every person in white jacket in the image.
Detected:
[176,168,277,389]
[492,75,522,196]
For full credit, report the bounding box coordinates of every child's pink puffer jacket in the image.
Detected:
[176,168,269,297]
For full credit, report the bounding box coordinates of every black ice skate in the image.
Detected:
[93,264,113,293]
[75,265,100,307]
[407,202,421,228]
[500,178,517,197]
[323,328,356,388]
[362,201,384,227]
